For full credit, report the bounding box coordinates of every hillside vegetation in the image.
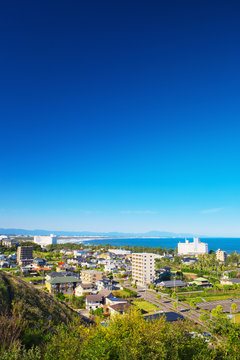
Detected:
[0,272,75,325]
[1,272,240,359]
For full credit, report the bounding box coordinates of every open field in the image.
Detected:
[203,294,240,302]
[178,289,240,304]
[132,299,159,313]
[112,290,134,298]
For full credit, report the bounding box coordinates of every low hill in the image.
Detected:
[0,227,199,237]
[0,272,76,325]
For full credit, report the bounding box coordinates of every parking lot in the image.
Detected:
[196,298,240,312]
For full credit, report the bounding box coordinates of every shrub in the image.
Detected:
[55,292,65,301]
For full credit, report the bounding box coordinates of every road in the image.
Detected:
[123,281,207,327]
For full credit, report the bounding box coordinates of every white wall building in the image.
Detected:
[132,253,156,286]
[34,234,57,247]
[216,249,227,262]
[108,249,132,256]
[178,238,208,256]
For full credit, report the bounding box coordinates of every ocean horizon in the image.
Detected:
[59,237,240,254]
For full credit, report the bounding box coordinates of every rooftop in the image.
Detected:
[47,276,81,284]
[144,311,184,322]
[82,270,104,274]
[159,280,187,288]
[77,283,94,289]
[86,294,103,302]
[98,289,112,298]
[109,302,131,312]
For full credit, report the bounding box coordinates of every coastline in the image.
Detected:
[57,236,240,254]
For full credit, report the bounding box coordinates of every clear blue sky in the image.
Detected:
[1,1,240,235]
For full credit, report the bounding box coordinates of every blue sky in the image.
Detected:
[1,1,240,235]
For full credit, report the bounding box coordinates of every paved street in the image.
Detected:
[123,281,207,326]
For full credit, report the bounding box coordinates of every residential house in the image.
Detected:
[97,253,111,261]
[75,283,96,297]
[33,258,46,267]
[182,257,198,265]
[96,279,113,291]
[0,260,10,268]
[189,277,211,288]
[86,294,103,311]
[109,302,131,317]
[46,271,78,281]
[46,275,81,294]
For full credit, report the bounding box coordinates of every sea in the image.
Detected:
[59,237,240,254]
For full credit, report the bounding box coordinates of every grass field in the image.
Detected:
[203,295,240,302]
[181,293,240,304]
[21,276,45,283]
[184,297,203,305]
[132,300,158,313]
[112,290,133,298]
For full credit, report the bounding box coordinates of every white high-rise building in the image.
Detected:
[34,234,57,247]
[132,253,156,286]
[178,237,208,255]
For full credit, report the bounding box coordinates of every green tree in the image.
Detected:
[55,292,65,301]
[199,314,208,322]
[173,301,178,311]
[189,299,196,309]
[90,307,104,318]
[231,303,237,313]
[216,305,223,315]
[211,308,217,317]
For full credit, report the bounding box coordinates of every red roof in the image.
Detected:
[36,266,51,271]
[58,262,65,266]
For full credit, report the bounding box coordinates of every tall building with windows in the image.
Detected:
[216,249,227,262]
[17,246,33,266]
[132,253,156,286]
[178,237,208,255]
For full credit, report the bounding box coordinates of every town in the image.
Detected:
[1,234,240,329]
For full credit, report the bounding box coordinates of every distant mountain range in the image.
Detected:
[0,228,202,238]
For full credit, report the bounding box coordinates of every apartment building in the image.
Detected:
[132,253,156,286]
[216,249,227,262]
[17,246,33,266]
[81,270,106,284]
